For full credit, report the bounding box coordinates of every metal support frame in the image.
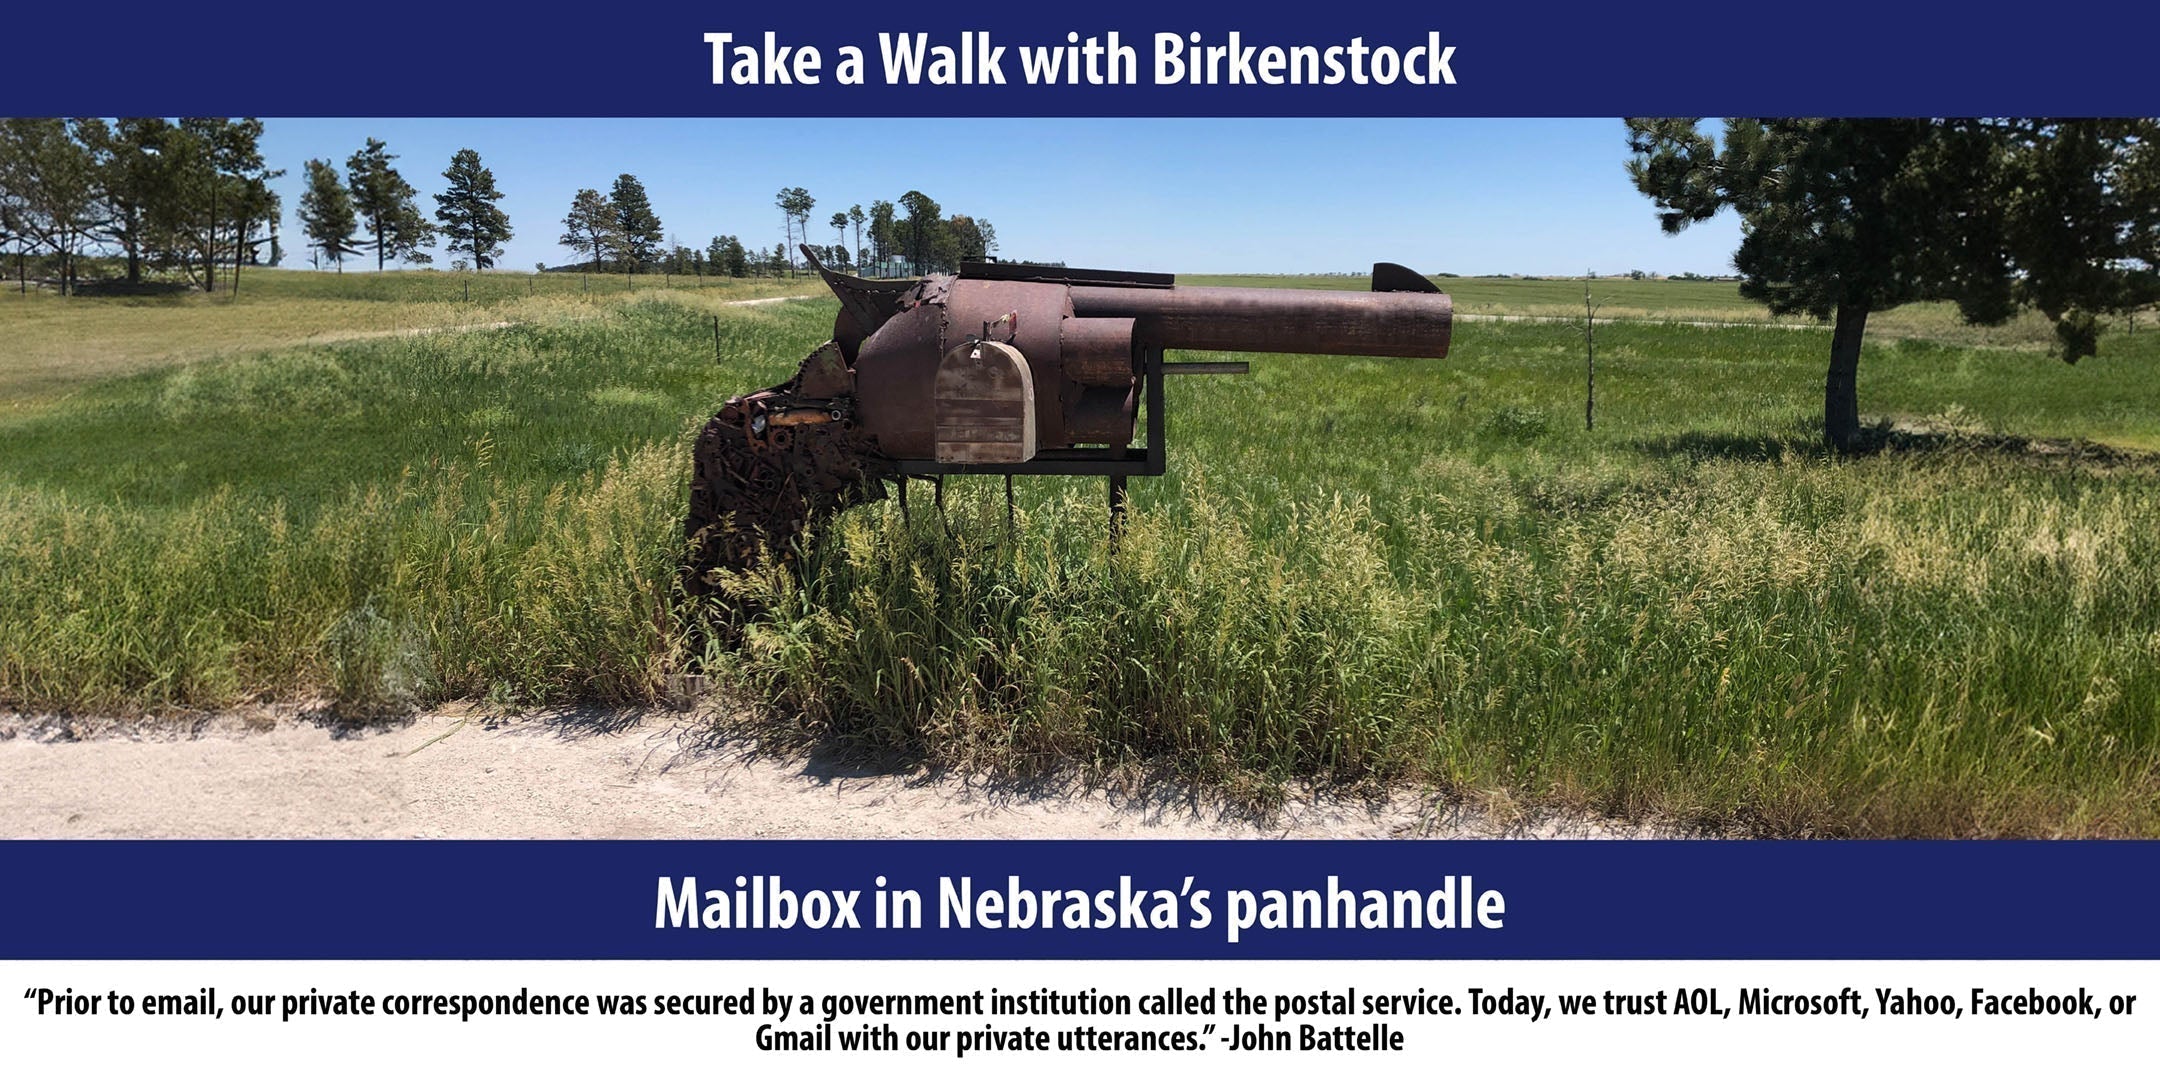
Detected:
[892,345,1195,533]
[891,345,1171,479]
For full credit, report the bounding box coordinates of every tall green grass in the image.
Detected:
[0,295,811,711]
[3,286,2157,834]
[718,453,2160,835]
[722,484,1435,783]
[0,448,684,710]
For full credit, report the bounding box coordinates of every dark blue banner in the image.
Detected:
[8,3,2157,117]
[1,841,2154,960]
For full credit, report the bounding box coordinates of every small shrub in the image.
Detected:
[321,599,431,716]
[1479,404,1550,442]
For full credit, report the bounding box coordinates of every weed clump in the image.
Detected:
[716,485,1425,790]
[1479,404,1550,442]
[321,599,431,717]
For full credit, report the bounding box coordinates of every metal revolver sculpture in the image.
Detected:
[684,247,1454,593]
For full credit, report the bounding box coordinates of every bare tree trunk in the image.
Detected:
[232,216,246,297]
[205,186,218,293]
[1825,300,1869,452]
[62,226,81,296]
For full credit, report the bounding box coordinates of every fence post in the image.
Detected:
[1584,279,1596,431]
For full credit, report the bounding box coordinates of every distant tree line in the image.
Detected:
[558,175,666,277]
[556,183,997,281]
[1,116,1009,294]
[0,117,282,294]
[0,118,520,293]
[865,189,996,275]
[295,138,456,274]
[300,142,508,273]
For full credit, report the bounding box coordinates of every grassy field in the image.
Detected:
[0,268,808,407]
[3,271,2156,836]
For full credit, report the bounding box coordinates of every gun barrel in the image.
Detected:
[1069,284,1453,359]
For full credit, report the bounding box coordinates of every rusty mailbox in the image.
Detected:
[684,247,1454,590]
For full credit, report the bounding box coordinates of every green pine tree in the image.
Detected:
[1627,118,2160,451]
[346,138,437,270]
[609,173,663,273]
[297,158,360,272]
[432,148,513,270]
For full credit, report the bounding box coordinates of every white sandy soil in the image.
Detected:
[0,708,1657,840]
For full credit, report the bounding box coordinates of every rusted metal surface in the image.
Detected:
[682,249,1455,590]
[1063,383,1140,446]
[1069,284,1453,357]
[682,346,890,595]
[848,301,945,458]
[1059,316,1138,386]
[794,341,852,398]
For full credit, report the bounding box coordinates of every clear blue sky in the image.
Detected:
[259,118,1743,276]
